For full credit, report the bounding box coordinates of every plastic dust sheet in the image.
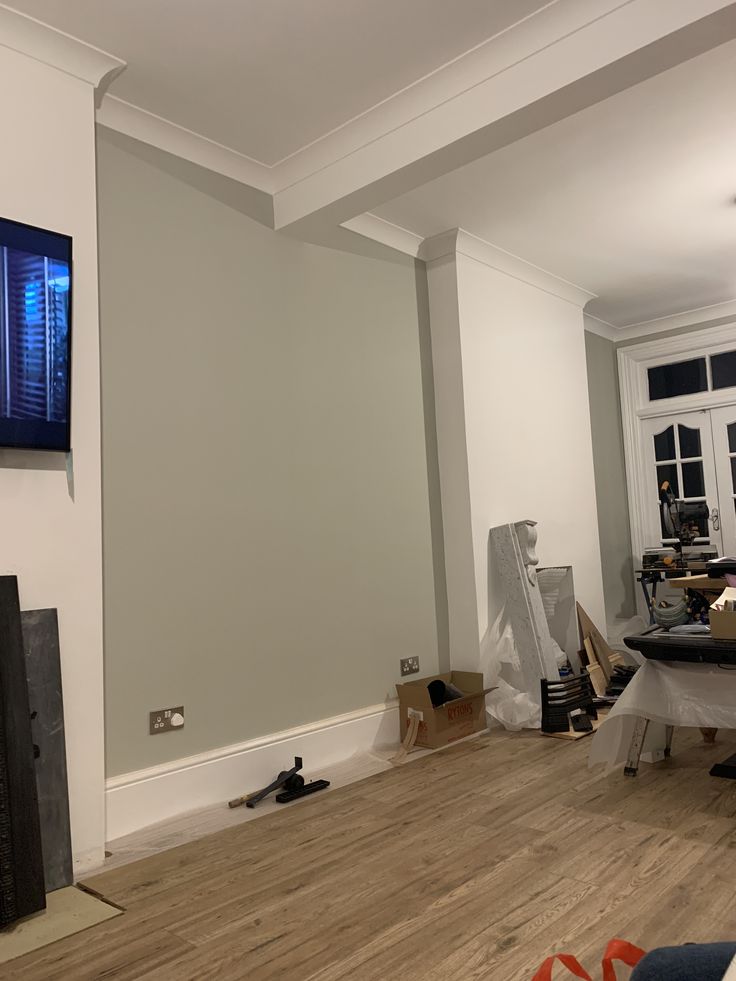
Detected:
[589,659,736,768]
[480,608,564,730]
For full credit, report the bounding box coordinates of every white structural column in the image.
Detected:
[0,13,124,873]
[423,230,606,669]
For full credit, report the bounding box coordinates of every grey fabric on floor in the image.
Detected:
[632,943,736,980]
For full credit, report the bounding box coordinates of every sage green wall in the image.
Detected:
[584,329,636,621]
[97,130,440,777]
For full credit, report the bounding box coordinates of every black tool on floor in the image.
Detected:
[244,756,303,808]
[276,778,330,803]
[227,756,330,808]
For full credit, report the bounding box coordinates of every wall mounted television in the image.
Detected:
[0,217,72,452]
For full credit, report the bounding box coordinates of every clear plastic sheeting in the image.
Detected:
[589,660,736,769]
[480,608,564,730]
[607,616,647,666]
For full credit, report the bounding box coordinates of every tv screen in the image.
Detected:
[0,217,72,451]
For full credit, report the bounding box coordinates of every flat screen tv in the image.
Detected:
[0,217,72,451]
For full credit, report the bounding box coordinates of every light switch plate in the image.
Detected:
[149,706,184,734]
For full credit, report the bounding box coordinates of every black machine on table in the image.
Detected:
[637,487,717,624]
[625,626,736,665]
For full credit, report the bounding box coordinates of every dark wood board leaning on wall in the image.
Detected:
[22,609,73,893]
[0,576,46,927]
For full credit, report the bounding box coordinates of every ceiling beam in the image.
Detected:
[273,0,736,235]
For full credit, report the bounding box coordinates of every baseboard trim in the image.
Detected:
[105,701,399,841]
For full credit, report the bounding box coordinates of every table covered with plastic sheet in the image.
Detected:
[588,659,736,770]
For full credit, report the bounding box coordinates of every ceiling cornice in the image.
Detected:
[96,96,274,193]
[271,0,736,231]
[0,2,124,88]
[419,229,595,308]
[613,298,736,341]
[79,0,736,242]
[270,0,597,190]
[583,314,616,341]
[341,213,423,258]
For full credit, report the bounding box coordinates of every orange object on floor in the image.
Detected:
[532,938,646,981]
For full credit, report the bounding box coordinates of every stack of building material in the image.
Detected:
[577,603,636,700]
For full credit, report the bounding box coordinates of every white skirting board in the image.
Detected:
[105,701,399,841]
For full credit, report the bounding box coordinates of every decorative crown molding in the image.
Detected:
[96,96,274,193]
[341,213,423,257]
[612,297,736,341]
[419,228,596,308]
[0,3,125,88]
[583,314,616,341]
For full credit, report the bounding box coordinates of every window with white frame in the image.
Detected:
[648,349,736,401]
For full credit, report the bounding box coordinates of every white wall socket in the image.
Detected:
[149,705,184,734]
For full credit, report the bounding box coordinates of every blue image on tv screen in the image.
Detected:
[0,217,72,451]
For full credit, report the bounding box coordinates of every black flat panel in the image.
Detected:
[22,609,72,892]
[712,350,736,391]
[0,577,45,926]
[682,461,705,498]
[648,358,707,400]
[678,424,702,459]
[654,426,676,462]
[625,626,736,664]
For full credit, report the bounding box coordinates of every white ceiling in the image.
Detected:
[374,38,736,328]
[8,0,550,166]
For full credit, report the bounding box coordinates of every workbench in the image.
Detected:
[588,627,736,778]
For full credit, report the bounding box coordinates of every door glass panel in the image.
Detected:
[654,426,676,461]
[728,422,736,454]
[731,458,736,494]
[682,461,705,498]
[678,425,701,459]
[657,464,679,499]
[711,351,736,390]
[648,358,708,401]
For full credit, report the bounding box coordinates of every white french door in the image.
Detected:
[711,405,736,557]
[640,411,723,554]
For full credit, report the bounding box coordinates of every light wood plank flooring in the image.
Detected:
[6,727,736,981]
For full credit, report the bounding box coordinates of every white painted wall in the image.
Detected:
[0,48,104,872]
[457,252,605,644]
[427,240,606,665]
[423,255,480,663]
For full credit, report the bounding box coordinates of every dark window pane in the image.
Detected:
[678,425,701,458]
[712,351,736,390]
[648,359,707,400]
[657,463,679,499]
[654,426,676,461]
[682,461,705,498]
[728,423,736,454]
[732,458,736,494]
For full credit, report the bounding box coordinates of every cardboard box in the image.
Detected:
[395,671,492,749]
[709,587,736,639]
[709,608,736,639]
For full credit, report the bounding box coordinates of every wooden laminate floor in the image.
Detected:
[6,727,736,981]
